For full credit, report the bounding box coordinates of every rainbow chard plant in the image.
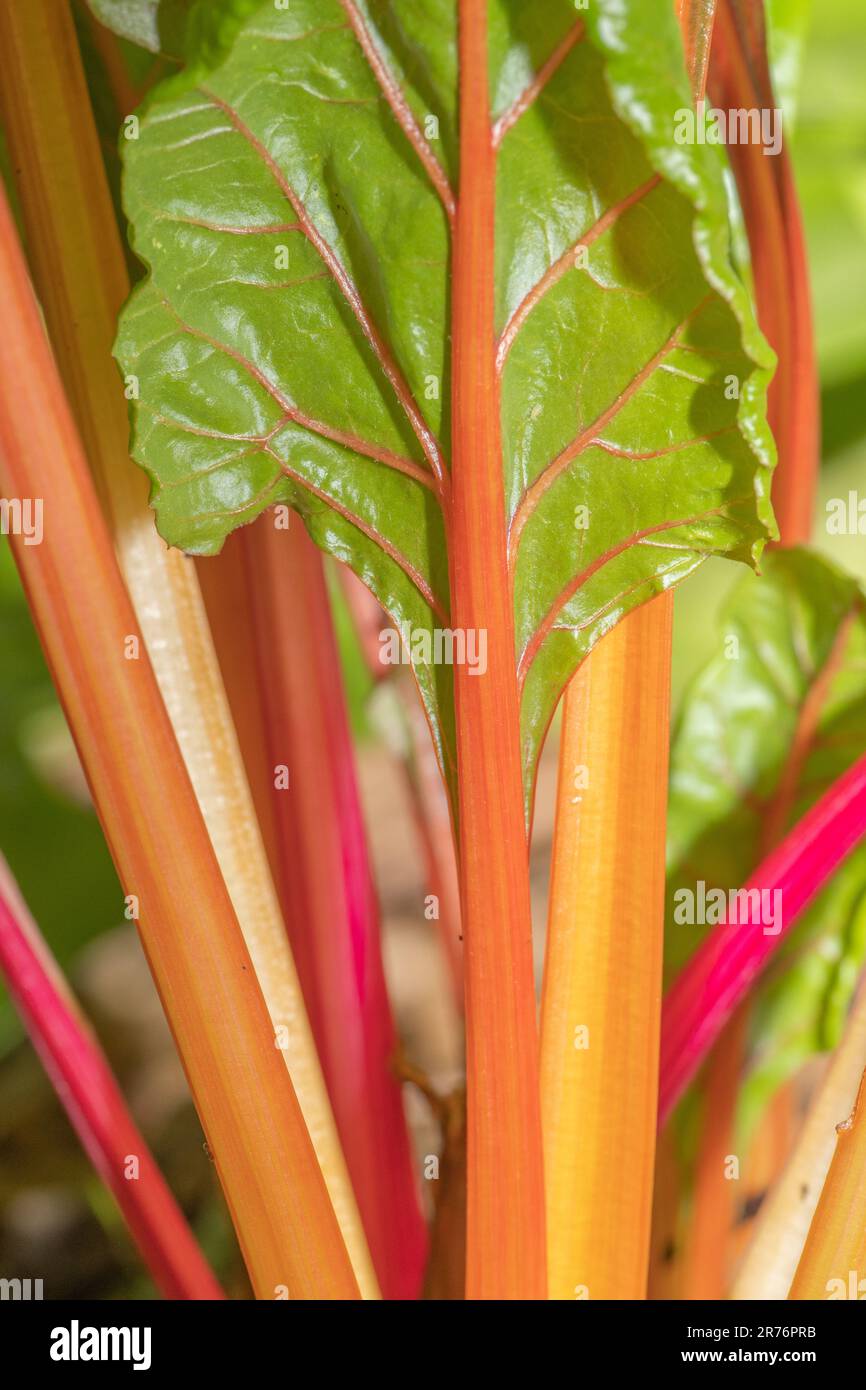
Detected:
[1,0,865,1306]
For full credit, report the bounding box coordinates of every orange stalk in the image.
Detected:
[0,187,358,1299]
[450,0,546,1300]
[540,595,673,1298]
[0,0,375,1294]
[0,858,222,1300]
[789,1067,866,1299]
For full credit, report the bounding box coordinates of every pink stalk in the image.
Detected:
[659,752,866,1125]
[0,858,223,1299]
[335,563,392,683]
[199,521,426,1299]
[335,565,464,1002]
[399,699,465,1004]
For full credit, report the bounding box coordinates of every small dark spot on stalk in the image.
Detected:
[738,1191,766,1223]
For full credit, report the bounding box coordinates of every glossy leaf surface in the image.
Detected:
[116,0,776,813]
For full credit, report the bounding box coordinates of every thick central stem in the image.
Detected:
[450,0,546,1300]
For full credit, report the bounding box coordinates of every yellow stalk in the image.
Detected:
[0,0,376,1297]
[789,1065,866,1299]
[540,593,673,1298]
[540,4,717,1301]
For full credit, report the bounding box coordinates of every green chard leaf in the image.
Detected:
[665,548,866,1137]
[116,0,776,815]
[86,0,197,57]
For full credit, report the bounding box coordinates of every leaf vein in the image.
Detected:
[337,0,456,223]
[152,302,435,488]
[492,19,587,146]
[496,174,661,371]
[517,500,751,689]
[264,444,448,623]
[508,295,714,566]
[198,86,448,494]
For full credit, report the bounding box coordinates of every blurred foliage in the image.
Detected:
[0,545,121,1051]
[766,0,812,131]
[792,0,866,395]
[666,550,866,1141]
